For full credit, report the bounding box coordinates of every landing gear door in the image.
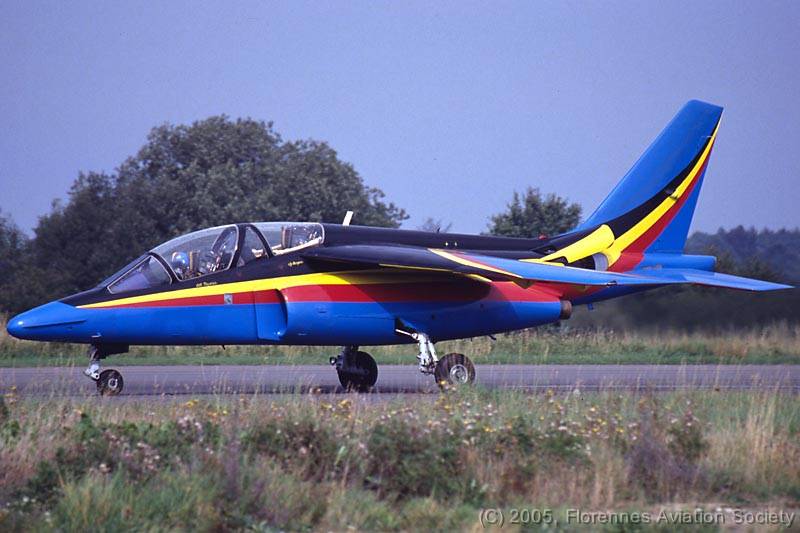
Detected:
[255,289,287,341]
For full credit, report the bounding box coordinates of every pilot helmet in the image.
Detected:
[171,252,189,268]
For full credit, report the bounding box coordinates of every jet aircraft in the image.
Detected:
[7,100,793,394]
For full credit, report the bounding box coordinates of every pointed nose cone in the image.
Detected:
[6,315,24,338]
[7,302,89,341]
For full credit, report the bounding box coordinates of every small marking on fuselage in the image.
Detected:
[287,260,304,267]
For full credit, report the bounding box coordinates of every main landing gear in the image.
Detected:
[331,330,476,392]
[398,329,476,387]
[83,344,127,396]
[330,346,379,392]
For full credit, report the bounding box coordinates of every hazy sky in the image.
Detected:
[1,1,798,235]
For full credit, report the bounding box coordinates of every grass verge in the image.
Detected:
[0,388,797,530]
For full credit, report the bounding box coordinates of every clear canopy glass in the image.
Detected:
[101,222,326,292]
[254,222,324,255]
[152,225,239,281]
[107,255,171,294]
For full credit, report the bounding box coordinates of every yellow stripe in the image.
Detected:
[379,263,451,273]
[79,270,437,309]
[603,121,720,266]
[464,273,493,284]
[522,224,615,264]
[428,248,522,279]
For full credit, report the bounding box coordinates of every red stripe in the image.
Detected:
[610,153,711,273]
[283,281,558,304]
[632,159,708,251]
[253,290,282,304]
[490,282,562,302]
[282,282,491,303]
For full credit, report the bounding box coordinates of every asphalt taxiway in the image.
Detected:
[1,364,798,397]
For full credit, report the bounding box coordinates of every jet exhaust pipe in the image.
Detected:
[559,300,572,320]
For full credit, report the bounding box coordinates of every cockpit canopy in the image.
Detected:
[104,222,324,293]
[153,225,241,282]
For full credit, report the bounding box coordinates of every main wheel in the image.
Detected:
[337,351,378,392]
[97,369,124,396]
[434,353,475,386]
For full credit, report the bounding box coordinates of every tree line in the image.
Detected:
[1,115,796,330]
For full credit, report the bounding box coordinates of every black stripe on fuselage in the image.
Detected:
[600,131,714,239]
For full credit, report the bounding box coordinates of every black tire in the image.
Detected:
[337,351,378,392]
[434,353,475,386]
[97,369,124,396]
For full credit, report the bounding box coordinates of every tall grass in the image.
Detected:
[0,389,797,530]
[2,313,799,366]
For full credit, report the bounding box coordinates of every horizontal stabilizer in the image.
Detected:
[631,268,794,292]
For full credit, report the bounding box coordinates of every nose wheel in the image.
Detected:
[83,345,126,396]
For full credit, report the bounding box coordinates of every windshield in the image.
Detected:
[98,254,148,288]
[108,255,171,294]
[152,225,239,281]
[255,222,324,255]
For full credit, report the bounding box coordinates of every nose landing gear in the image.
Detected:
[97,369,124,396]
[396,327,477,387]
[83,344,128,396]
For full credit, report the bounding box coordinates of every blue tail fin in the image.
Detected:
[579,100,723,256]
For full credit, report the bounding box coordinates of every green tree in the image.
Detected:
[487,187,581,238]
[0,211,48,315]
[687,226,799,283]
[0,210,27,273]
[417,217,452,233]
[24,116,407,302]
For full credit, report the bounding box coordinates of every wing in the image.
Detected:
[302,245,676,287]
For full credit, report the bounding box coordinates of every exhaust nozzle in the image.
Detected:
[559,300,572,320]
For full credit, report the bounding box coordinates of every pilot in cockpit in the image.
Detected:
[170,251,196,279]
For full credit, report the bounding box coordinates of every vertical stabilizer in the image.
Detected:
[578,100,723,270]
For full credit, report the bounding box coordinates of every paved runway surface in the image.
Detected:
[1,364,798,397]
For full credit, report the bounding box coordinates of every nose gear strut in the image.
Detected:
[395,328,439,374]
[395,326,476,386]
[82,344,128,396]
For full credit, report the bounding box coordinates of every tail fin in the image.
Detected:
[579,100,723,271]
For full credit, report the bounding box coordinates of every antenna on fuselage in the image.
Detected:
[342,211,354,226]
